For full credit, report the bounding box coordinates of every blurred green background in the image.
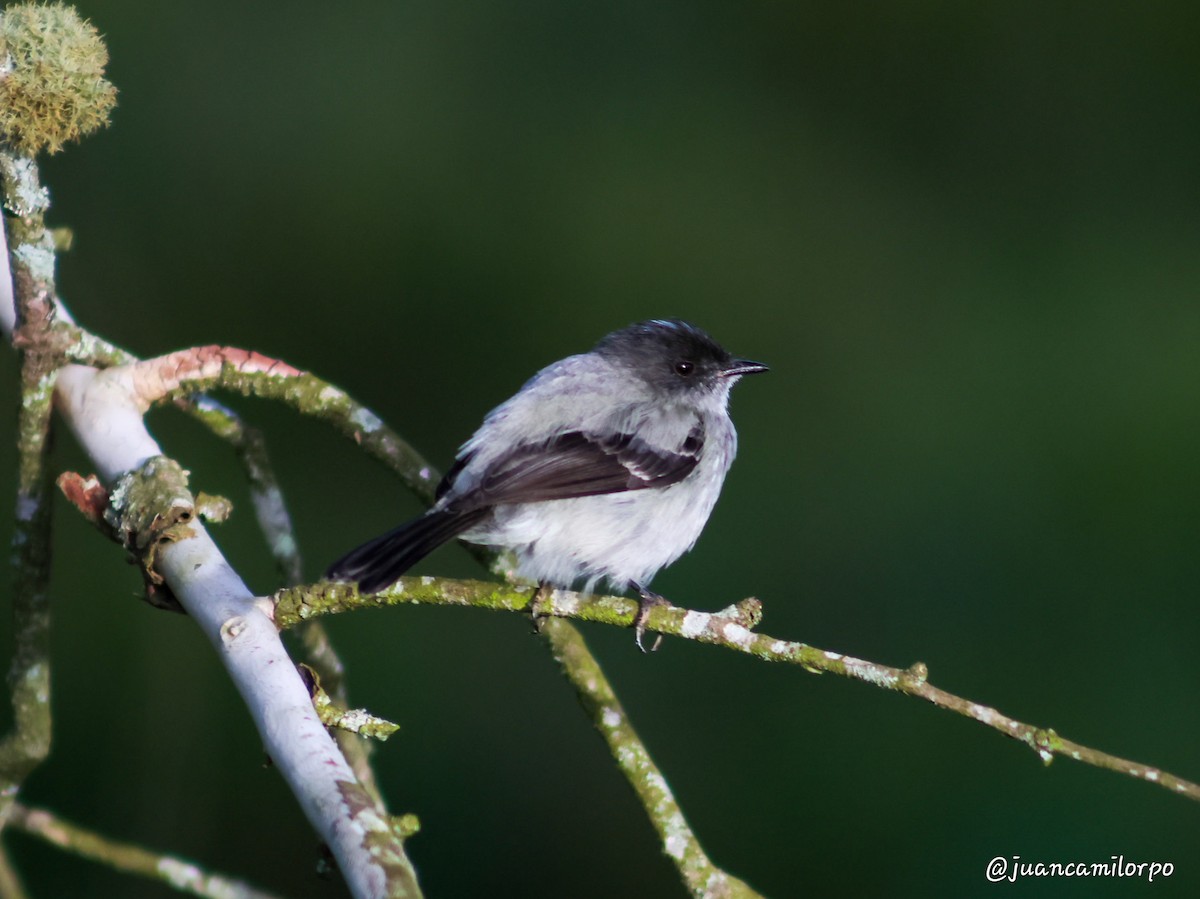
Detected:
[2,1,1198,896]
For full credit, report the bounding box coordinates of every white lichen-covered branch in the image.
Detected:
[0,152,418,897]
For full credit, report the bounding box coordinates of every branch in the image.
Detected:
[112,339,1198,880]
[184,393,391,806]
[0,148,59,827]
[0,841,28,899]
[181,395,304,583]
[117,345,440,504]
[111,343,768,895]
[14,346,408,892]
[0,224,418,893]
[116,343,771,894]
[304,665,402,742]
[7,804,284,899]
[273,578,1200,804]
[53,363,422,899]
[542,619,761,898]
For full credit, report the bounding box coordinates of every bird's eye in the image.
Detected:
[674,360,695,376]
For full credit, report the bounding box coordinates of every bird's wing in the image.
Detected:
[438,420,705,510]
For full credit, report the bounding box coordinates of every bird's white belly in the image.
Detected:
[463,459,727,591]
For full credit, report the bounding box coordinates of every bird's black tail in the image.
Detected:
[326,508,487,594]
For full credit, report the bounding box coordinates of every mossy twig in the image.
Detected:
[542,618,761,898]
[8,804,284,899]
[0,149,60,826]
[120,345,439,503]
[273,577,1200,804]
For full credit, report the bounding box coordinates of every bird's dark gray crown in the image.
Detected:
[593,319,733,392]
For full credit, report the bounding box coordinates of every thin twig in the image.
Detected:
[542,619,761,898]
[273,577,1200,804]
[120,345,440,503]
[182,394,304,584]
[8,804,285,899]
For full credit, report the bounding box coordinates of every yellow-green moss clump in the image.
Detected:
[0,3,117,155]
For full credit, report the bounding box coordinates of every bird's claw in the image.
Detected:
[530,582,553,635]
[634,588,667,653]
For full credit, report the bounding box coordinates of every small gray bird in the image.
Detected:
[327,319,767,649]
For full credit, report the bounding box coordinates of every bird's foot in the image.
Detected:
[529,582,554,635]
[633,585,668,653]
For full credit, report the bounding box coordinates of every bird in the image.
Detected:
[326,318,767,650]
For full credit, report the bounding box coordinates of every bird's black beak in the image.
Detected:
[721,358,769,378]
